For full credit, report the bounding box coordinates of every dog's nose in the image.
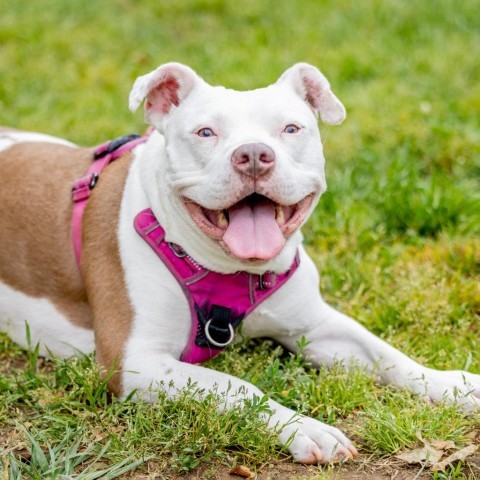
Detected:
[231,143,275,178]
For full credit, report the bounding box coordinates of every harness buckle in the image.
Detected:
[169,242,187,258]
[72,172,99,202]
[258,272,277,290]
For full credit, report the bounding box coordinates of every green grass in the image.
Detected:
[0,335,283,476]
[1,0,480,478]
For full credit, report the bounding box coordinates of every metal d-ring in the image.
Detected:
[89,172,99,189]
[204,319,234,348]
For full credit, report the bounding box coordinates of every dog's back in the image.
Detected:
[0,130,95,355]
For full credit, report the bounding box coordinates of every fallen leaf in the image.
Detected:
[466,430,478,441]
[431,444,479,472]
[229,465,255,478]
[429,439,456,450]
[415,431,456,451]
[396,446,443,466]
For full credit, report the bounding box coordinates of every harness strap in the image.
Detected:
[71,133,149,268]
[134,208,300,364]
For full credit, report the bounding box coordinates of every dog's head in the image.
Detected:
[129,62,345,272]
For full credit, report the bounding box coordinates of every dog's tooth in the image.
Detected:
[275,205,285,225]
[217,211,228,228]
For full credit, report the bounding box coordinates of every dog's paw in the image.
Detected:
[414,368,480,411]
[281,416,358,464]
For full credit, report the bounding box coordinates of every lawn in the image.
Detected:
[1,0,479,478]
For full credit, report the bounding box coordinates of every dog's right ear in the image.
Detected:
[129,62,203,126]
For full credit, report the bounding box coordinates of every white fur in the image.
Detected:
[0,280,94,357]
[119,144,191,364]
[132,89,326,274]
[0,130,75,152]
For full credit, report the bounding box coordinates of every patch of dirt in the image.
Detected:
[0,353,27,374]
[123,453,474,479]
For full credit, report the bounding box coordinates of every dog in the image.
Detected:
[1,62,479,464]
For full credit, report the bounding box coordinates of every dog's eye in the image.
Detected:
[197,128,216,138]
[284,124,300,134]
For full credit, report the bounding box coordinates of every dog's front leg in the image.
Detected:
[267,250,480,411]
[121,352,357,464]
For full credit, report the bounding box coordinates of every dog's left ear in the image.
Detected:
[129,62,203,126]
[277,63,346,125]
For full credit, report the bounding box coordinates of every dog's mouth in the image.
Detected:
[184,193,315,260]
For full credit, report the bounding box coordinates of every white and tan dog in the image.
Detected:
[1,62,479,464]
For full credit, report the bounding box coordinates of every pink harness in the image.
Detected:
[72,135,299,364]
[71,134,149,266]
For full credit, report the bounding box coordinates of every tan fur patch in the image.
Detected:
[0,138,135,396]
[0,141,94,329]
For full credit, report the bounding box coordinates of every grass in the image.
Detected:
[0,336,283,476]
[1,0,479,478]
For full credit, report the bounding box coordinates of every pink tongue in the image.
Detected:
[223,200,285,259]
